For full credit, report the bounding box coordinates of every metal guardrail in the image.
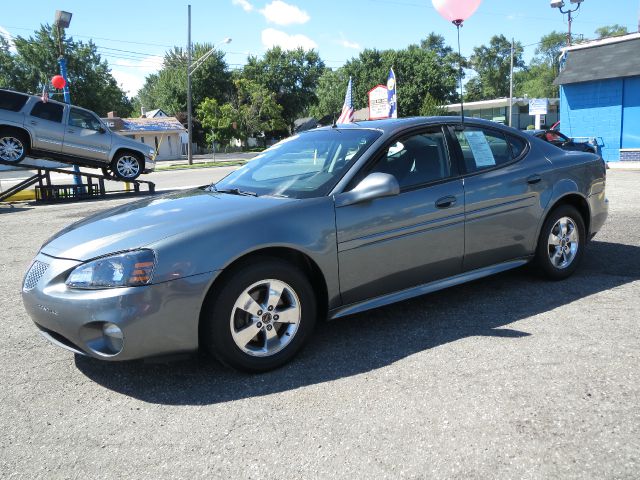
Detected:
[0,160,155,203]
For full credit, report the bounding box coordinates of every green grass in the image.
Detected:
[156,160,247,171]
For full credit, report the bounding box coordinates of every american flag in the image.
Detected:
[336,77,354,124]
[41,83,49,103]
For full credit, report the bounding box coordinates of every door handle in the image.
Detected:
[527,174,542,185]
[30,120,38,125]
[67,129,75,133]
[435,196,457,209]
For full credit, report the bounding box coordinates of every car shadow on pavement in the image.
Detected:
[76,240,640,405]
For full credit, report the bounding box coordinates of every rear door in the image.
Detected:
[62,107,112,162]
[27,101,66,153]
[335,127,465,305]
[451,126,552,271]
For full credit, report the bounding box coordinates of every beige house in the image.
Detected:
[103,112,187,160]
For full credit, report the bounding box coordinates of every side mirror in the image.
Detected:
[98,127,107,134]
[335,172,400,207]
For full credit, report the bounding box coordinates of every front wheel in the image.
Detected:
[534,205,586,280]
[0,131,28,163]
[111,152,143,180]
[201,257,317,372]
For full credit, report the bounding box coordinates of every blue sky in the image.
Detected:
[1,0,639,96]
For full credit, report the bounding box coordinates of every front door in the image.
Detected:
[27,101,66,153]
[335,128,465,305]
[62,107,112,162]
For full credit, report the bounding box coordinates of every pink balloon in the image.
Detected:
[432,0,482,23]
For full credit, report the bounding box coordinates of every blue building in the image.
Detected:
[555,33,640,162]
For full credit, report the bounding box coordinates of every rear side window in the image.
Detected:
[455,128,513,173]
[507,134,527,158]
[0,91,29,112]
[30,102,64,123]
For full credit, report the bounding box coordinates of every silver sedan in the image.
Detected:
[22,117,608,372]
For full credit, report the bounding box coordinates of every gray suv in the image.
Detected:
[0,89,156,180]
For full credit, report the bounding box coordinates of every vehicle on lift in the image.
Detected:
[0,89,156,180]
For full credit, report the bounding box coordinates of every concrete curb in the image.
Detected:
[607,161,640,170]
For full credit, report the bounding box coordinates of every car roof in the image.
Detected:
[314,116,525,137]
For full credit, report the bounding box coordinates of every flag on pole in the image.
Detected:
[336,77,354,124]
[387,68,397,118]
[41,83,50,103]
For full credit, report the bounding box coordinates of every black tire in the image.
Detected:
[111,152,143,180]
[201,257,317,373]
[534,204,586,280]
[0,130,28,163]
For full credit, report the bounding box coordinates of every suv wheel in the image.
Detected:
[111,152,143,180]
[0,131,28,163]
[201,257,317,372]
[534,205,586,280]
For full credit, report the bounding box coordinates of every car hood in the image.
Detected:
[41,188,293,261]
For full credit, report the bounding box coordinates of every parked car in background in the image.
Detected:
[22,117,608,372]
[0,89,155,180]
[524,128,597,154]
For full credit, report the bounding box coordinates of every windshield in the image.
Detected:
[213,129,381,199]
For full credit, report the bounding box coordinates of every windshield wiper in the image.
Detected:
[211,185,258,197]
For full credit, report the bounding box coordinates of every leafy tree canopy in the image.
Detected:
[0,25,131,116]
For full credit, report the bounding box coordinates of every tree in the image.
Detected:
[196,97,234,148]
[339,43,459,117]
[198,79,286,149]
[133,44,232,116]
[595,24,628,39]
[466,35,524,101]
[514,31,566,99]
[1,25,131,116]
[242,47,325,131]
[309,67,349,119]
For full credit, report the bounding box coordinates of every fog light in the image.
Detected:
[102,322,124,354]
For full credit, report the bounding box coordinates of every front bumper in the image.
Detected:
[22,253,217,361]
[144,155,156,173]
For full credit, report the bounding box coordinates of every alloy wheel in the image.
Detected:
[547,216,579,269]
[0,136,24,162]
[229,279,301,357]
[115,155,140,179]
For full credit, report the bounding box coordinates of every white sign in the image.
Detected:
[529,98,549,116]
[368,85,389,120]
[463,131,496,167]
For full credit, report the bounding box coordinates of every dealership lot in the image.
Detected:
[1,170,638,479]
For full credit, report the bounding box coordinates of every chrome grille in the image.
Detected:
[23,260,48,291]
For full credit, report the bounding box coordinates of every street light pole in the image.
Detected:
[187,4,193,165]
[551,0,584,46]
[54,10,82,188]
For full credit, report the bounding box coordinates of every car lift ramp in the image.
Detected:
[0,160,155,203]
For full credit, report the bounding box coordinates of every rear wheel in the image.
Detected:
[534,205,586,280]
[0,131,28,163]
[111,152,143,180]
[201,257,317,372]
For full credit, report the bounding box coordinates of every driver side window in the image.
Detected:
[368,129,452,190]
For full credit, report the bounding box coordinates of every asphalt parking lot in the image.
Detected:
[1,170,638,479]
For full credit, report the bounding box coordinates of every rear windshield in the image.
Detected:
[0,91,29,112]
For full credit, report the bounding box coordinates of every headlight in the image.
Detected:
[66,250,156,289]
[148,148,155,157]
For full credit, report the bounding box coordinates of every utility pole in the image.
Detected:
[187,4,193,165]
[509,37,514,127]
